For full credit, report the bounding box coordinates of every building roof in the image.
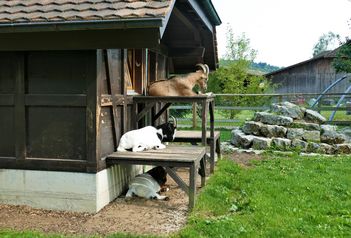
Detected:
[0,0,220,32]
[0,0,221,71]
[0,0,172,24]
[265,42,349,77]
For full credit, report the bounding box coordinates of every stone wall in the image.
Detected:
[231,102,351,154]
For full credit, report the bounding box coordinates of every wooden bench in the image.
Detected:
[106,145,206,210]
[174,130,221,173]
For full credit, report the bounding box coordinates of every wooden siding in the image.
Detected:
[0,51,98,172]
[0,47,169,173]
[270,58,348,94]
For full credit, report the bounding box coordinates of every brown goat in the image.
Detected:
[148,64,209,96]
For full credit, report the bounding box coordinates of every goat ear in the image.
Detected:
[156,128,163,135]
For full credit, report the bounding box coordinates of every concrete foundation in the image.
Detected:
[0,165,141,213]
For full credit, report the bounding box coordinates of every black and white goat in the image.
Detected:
[117,117,177,152]
[126,166,169,200]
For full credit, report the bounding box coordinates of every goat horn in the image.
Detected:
[195,63,207,74]
[204,64,210,76]
[170,116,177,128]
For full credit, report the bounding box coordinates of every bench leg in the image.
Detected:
[216,137,221,159]
[199,156,206,187]
[189,164,196,210]
[210,139,215,174]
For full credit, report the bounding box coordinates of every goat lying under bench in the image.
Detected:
[117,117,177,152]
[126,166,169,200]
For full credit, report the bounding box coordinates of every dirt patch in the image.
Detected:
[0,169,196,237]
[0,153,261,236]
[229,152,265,168]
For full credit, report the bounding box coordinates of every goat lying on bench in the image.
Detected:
[148,63,210,96]
[117,117,177,152]
[126,166,169,200]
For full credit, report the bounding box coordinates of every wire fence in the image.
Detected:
[169,93,351,129]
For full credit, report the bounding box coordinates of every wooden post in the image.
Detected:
[192,102,197,129]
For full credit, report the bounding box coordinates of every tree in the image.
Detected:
[333,41,351,73]
[224,23,257,61]
[208,24,275,118]
[312,32,341,56]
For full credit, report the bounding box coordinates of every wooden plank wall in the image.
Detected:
[98,49,135,170]
[271,59,349,95]
[0,51,98,172]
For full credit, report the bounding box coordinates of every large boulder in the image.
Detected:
[320,129,346,144]
[319,143,335,154]
[286,128,304,140]
[321,125,337,132]
[339,127,351,143]
[242,121,263,136]
[302,130,321,143]
[254,112,293,126]
[290,121,320,131]
[335,144,351,154]
[291,139,308,151]
[272,138,291,150]
[260,124,287,138]
[231,129,256,148]
[307,142,321,153]
[252,137,272,150]
[271,102,304,119]
[304,109,326,124]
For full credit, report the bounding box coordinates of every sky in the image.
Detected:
[211,0,351,67]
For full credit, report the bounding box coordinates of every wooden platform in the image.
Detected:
[174,130,221,173]
[106,145,207,210]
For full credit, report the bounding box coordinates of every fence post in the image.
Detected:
[192,102,197,129]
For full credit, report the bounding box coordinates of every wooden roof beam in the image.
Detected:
[168,47,205,58]
[187,0,213,33]
[172,7,201,42]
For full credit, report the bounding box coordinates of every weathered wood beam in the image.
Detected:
[0,29,160,51]
[172,7,201,42]
[187,0,213,33]
[168,47,205,58]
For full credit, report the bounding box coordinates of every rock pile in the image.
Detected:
[231,102,351,154]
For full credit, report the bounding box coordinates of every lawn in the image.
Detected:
[179,154,351,237]
[2,154,350,238]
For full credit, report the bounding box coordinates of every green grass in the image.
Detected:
[179,154,351,237]
[2,155,350,238]
[321,110,351,121]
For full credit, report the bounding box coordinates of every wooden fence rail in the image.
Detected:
[170,93,351,128]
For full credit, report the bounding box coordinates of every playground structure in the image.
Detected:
[310,74,351,122]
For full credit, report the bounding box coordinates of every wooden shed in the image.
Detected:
[0,0,221,212]
[265,43,350,95]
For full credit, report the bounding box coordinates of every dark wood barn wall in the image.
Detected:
[271,59,348,94]
[98,49,135,166]
[0,51,99,172]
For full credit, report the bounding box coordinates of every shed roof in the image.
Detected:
[0,0,220,31]
[0,0,172,24]
[265,42,349,77]
[0,0,221,71]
